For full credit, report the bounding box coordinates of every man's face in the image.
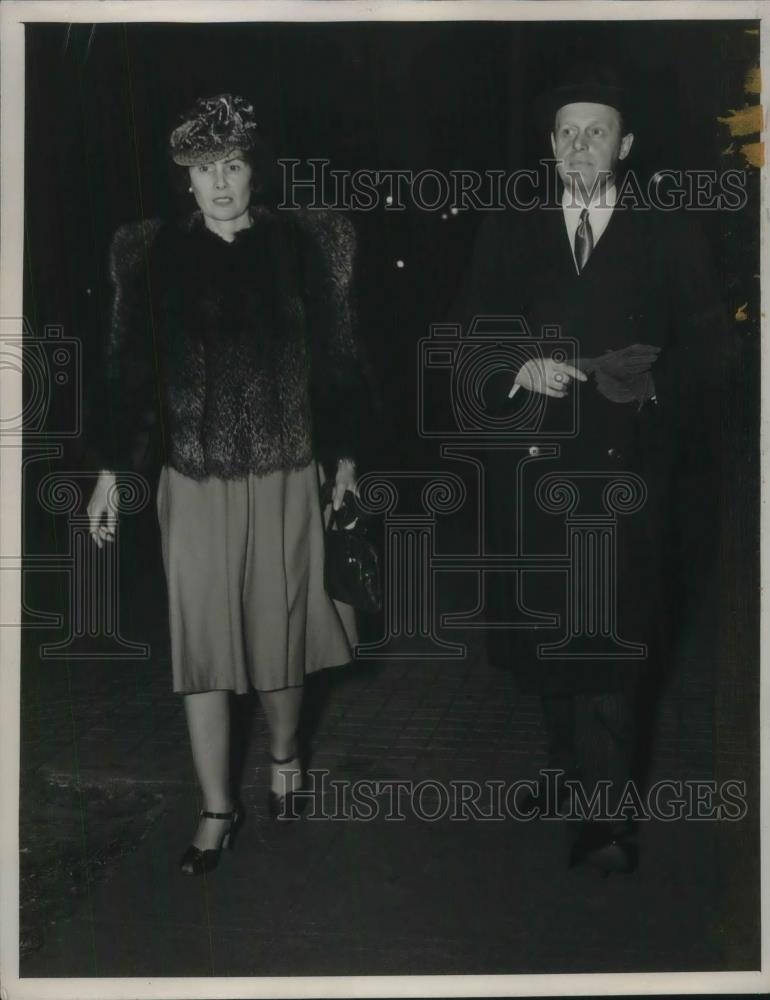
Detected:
[550,102,633,198]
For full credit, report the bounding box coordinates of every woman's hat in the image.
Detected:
[169,94,259,166]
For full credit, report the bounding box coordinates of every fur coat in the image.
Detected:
[93,206,372,480]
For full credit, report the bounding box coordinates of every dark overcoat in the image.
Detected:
[452,202,726,695]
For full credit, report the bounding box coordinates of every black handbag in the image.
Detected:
[321,483,382,614]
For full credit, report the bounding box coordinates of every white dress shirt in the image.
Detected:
[562,182,617,273]
[509,182,619,399]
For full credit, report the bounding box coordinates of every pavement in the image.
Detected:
[16,511,742,979]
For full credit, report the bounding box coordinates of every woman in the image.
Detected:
[87,94,370,875]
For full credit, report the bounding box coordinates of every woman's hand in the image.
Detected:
[87,471,118,549]
[511,358,587,399]
[332,458,357,511]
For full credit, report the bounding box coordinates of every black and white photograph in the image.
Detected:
[0,1,767,996]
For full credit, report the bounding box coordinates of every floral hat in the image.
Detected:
[169,94,259,166]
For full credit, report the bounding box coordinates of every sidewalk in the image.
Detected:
[19,600,725,977]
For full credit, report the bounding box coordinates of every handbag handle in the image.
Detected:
[320,480,362,531]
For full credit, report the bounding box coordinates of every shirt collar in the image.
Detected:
[561,181,617,211]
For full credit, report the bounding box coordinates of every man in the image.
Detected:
[453,67,726,872]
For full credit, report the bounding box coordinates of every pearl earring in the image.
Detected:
[188,186,193,193]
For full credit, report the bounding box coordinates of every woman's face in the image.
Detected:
[188,149,253,223]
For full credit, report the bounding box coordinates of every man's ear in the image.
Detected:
[550,132,557,157]
[619,132,634,161]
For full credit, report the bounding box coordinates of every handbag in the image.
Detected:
[321,483,382,614]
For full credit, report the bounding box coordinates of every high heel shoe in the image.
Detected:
[268,753,308,821]
[179,806,242,876]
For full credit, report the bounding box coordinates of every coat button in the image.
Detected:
[529,446,540,457]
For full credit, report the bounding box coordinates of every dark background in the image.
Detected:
[24,19,759,462]
[20,18,761,968]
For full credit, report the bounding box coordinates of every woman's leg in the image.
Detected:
[184,690,234,849]
[257,685,304,795]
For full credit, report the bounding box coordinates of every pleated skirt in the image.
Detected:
[156,462,356,694]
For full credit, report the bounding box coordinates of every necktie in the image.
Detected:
[574,207,594,273]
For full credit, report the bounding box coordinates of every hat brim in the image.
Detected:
[171,142,246,167]
[536,83,629,132]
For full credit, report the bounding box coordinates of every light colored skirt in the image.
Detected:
[156,462,356,694]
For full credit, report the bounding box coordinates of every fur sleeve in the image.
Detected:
[299,210,379,475]
[89,218,164,472]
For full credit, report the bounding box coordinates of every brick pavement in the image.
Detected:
[22,642,713,792]
[18,597,731,978]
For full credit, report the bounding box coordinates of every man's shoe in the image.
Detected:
[568,822,638,875]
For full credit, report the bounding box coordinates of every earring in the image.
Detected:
[188,186,193,193]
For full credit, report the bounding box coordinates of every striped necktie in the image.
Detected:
[575,207,594,273]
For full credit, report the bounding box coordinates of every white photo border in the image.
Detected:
[0,2,767,997]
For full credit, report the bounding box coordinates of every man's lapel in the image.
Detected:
[542,207,580,280]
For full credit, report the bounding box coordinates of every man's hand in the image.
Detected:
[332,458,357,511]
[510,358,587,399]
